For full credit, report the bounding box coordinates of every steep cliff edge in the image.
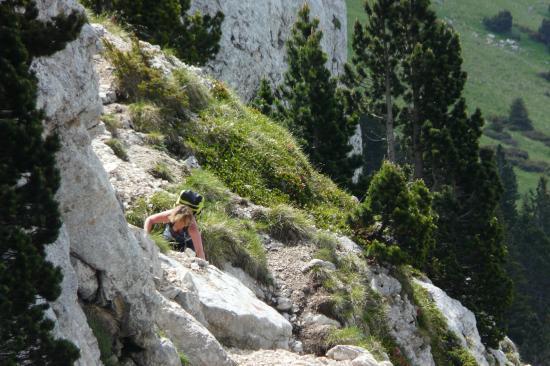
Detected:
[32,1,526,365]
[190,0,347,100]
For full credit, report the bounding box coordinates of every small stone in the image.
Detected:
[291,340,304,353]
[276,297,293,311]
[301,259,336,273]
[191,263,200,271]
[351,353,379,366]
[326,345,370,361]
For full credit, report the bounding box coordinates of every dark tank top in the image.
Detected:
[163,223,195,252]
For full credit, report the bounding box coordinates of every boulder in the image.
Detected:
[156,297,236,366]
[160,254,293,349]
[352,353,380,366]
[302,312,341,328]
[326,345,370,361]
[70,255,99,301]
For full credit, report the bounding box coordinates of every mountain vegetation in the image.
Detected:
[81,0,224,65]
[0,1,84,364]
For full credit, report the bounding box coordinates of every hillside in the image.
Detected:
[346,0,550,194]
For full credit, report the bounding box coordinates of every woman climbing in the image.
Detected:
[143,204,206,260]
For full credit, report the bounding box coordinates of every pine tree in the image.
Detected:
[276,4,360,187]
[0,1,84,364]
[495,145,519,227]
[351,161,437,268]
[483,10,513,34]
[250,78,275,116]
[534,176,550,236]
[344,0,403,162]
[508,97,533,131]
[85,0,224,66]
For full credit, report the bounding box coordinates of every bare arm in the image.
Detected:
[188,217,206,260]
[143,209,174,234]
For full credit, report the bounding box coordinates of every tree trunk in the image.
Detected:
[384,49,396,163]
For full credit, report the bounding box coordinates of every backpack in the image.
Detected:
[176,190,204,215]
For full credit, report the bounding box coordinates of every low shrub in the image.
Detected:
[313,232,339,263]
[105,138,129,161]
[144,132,166,148]
[148,162,174,182]
[211,80,231,101]
[173,68,212,112]
[484,128,517,146]
[199,210,270,284]
[522,130,550,147]
[254,204,313,244]
[539,71,550,82]
[83,307,116,366]
[483,10,513,34]
[129,102,163,133]
[101,113,120,137]
[178,351,190,366]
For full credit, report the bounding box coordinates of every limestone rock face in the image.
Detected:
[160,253,293,350]
[46,227,102,366]
[191,0,347,101]
[368,267,435,366]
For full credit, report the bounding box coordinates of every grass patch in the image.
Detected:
[129,102,163,133]
[83,307,117,366]
[144,132,166,149]
[149,231,171,253]
[105,138,129,161]
[173,68,212,112]
[313,232,339,263]
[178,351,190,366]
[186,101,357,232]
[101,113,120,137]
[199,210,270,284]
[148,162,174,182]
[172,169,232,209]
[85,8,130,38]
[126,190,176,227]
[253,204,313,244]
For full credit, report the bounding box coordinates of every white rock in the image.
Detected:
[191,0,347,101]
[301,259,336,273]
[223,263,265,300]
[70,256,98,301]
[337,235,363,254]
[370,272,402,297]
[326,345,370,361]
[302,312,341,328]
[160,254,293,349]
[140,337,181,366]
[415,279,489,366]
[156,297,236,366]
[352,353,380,366]
[276,297,293,311]
[46,227,102,366]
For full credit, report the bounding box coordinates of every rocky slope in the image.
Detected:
[34,1,527,365]
[191,0,347,101]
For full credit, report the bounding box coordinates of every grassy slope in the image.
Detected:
[346,0,550,194]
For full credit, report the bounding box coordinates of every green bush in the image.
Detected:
[199,210,270,284]
[483,10,513,33]
[104,38,188,119]
[84,0,224,66]
[211,80,231,101]
[148,162,174,182]
[178,351,190,366]
[105,138,129,161]
[254,204,313,244]
[101,113,121,137]
[144,132,166,148]
[129,102,163,133]
[350,162,437,268]
[313,232,339,263]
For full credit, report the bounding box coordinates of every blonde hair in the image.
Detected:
[169,205,194,227]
